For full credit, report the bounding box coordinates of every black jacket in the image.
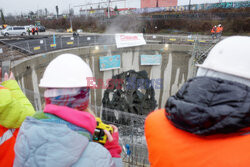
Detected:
[166,77,250,135]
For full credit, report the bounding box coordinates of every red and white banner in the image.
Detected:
[115,33,146,48]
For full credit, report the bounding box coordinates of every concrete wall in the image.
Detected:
[12,44,196,112]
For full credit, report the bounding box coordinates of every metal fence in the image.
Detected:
[4,34,215,56]
[7,34,115,55]
[91,105,150,167]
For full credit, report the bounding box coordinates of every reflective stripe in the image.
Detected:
[0,85,7,89]
[0,129,15,145]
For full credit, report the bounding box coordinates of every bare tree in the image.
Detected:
[45,8,48,17]
[0,9,6,24]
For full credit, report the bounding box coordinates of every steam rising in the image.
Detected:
[96,15,144,53]
[104,15,144,34]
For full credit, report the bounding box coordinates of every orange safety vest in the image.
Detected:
[211,28,215,33]
[0,126,19,167]
[216,27,222,33]
[0,86,16,167]
[145,109,250,167]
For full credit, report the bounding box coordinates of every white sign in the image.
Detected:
[188,35,192,39]
[115,33,146,48]
[0,48,3,54]
[77,29,83,33]
[87,37,91,41]
[40,40,44,44]
[71,37,74,41]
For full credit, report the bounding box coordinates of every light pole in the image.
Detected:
[189,0,192,11]
[69,4,73,30]
[107,0,111,19]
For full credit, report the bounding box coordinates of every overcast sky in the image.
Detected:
[0,0,141,15]
[1,0,246,15]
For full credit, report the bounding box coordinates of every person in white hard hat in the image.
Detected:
[211,25,217,39]
[145,36,250,167]
[216,24,223,39]
[13,54,122,167]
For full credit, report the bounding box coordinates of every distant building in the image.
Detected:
[80,8,107,17]
[118,8,136,15]
[141,0,177,8]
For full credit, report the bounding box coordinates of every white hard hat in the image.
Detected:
[39,54,93,88]
[197,36,250,79]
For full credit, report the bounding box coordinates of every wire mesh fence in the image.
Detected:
[4,34,215,56]
[90,105,150,167]
[8,34,116,55]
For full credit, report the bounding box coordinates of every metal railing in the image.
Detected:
[2,34,216,56]
[91,105,150,167]
[0,43,29,62]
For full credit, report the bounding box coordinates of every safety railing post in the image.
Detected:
[60,36,63,49]
[26,41,30,51]
[44,38,47,52]
[10,46,14,60]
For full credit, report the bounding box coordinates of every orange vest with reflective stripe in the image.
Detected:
[0,125,19,167]
[145,109,250,167]
[216,27,223,33]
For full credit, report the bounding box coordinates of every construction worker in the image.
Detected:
[31,27,35,35]
[211,25,217,39]
[27,27,31,36]
[145,36,250,167]
[35,26,39,35]
[0,68,35,167]
[3,24,7,29]
[14,54,122,167]
[216,24,223,39]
